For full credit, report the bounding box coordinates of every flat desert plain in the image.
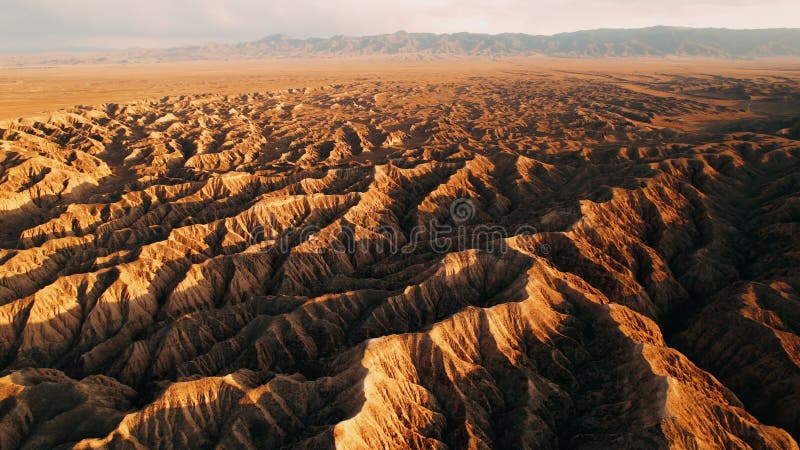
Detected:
[0,58,799,449]
[2,57,798,122]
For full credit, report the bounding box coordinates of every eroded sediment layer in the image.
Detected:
[0,72,799,449]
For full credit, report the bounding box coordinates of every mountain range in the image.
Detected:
[5,27,800,65]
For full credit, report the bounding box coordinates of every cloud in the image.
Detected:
[1,0,798,51]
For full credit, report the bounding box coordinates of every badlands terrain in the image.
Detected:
[0,59,799,449]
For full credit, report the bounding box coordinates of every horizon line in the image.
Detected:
[2,25,800,54]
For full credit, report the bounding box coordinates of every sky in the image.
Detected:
[1,0,799,51]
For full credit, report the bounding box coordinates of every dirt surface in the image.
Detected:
[1,59,800,449]
[2,57,798,122]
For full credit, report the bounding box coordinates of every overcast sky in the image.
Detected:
[2,0,799,51]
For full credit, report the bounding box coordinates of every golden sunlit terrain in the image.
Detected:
[2,57,798,122]
[0,57,799,449]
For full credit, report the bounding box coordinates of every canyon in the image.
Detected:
[0,61,799,449]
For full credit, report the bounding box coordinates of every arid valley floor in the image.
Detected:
[0,59,799,449]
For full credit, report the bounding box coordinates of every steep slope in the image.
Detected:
[0,71,799,449]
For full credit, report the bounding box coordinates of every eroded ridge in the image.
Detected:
[0,73,799,449]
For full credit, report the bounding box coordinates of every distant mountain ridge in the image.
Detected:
[5,27,800,65]
[241,27,800,58]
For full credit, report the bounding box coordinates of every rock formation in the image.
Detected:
[0,71,798,448]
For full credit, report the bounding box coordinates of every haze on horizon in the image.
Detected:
[1,0,799,52]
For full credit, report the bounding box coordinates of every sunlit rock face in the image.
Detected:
[0,72,799,449]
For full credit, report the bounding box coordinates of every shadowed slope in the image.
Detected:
[0,71,799,449]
